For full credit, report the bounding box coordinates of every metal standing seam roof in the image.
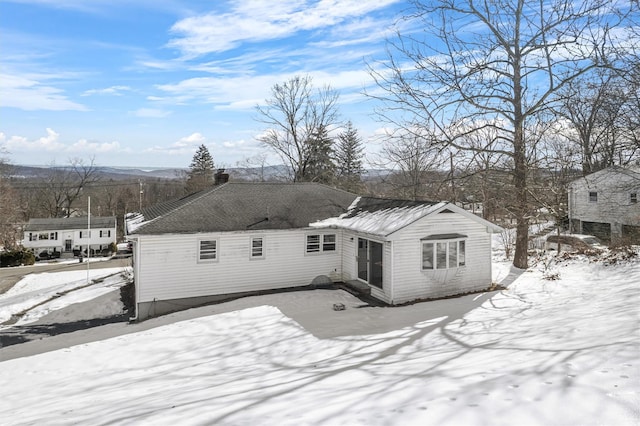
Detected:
[126,182,359,235]
[24,216,117,232]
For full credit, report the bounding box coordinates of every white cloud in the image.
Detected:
[81,85,131,96]
[0,73,88,111]
[167,0,402,58]
[131,108,172,118]
[155,67,376,111]
[144,133,208,155]
[176,132,205,147]
[70,139,125,153]
[0,129,127,155]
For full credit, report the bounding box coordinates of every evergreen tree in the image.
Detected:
[186,144,215,193]
[335,121,365,191]
[304,124,336,184]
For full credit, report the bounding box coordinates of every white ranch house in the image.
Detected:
[125,182,502,320]
[568,166,640,243]
[23,216,117,258]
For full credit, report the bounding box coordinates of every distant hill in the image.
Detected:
[8,164,391,182]
[8,165,187,181]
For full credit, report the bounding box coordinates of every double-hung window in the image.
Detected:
[589,191,598,202]
[199,240,218,261]
[306,234,336,253]
[422,234,466,270]
[251,237,264,259]
[322,234,336,251]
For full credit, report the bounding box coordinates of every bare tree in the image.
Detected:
[256,75,340,182]
[236,153,271,182]
[369,0,630,268]
[0,148,21,249]
[378,131,444,201]
[558,69,639,175]
[38,157,100,218]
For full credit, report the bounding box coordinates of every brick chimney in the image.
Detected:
[214,169,230,185]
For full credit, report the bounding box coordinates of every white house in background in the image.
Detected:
[23,216,117,258]
[568,166,640,243]
[125,182,503,320]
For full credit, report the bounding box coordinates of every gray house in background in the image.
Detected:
[23,216,117,258]
[568,166,640,243]
[125,182,502,320]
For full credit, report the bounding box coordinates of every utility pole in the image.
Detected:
[87,196,91,285]
[139,180,144,211]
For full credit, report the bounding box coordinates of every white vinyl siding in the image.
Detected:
[136,230,343,303]
[570,169,640,225]
[388,212,493,304]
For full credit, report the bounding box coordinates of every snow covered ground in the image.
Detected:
[0,249,638,425]
[0,268,130,327]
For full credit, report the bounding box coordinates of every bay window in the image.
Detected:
[422,234,466,270]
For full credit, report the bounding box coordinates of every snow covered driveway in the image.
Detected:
[0,254,638,425]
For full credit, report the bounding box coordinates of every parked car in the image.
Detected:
[545,234,603,252]
[37,250,60,260]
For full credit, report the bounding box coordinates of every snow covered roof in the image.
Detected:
[310,197,445,236]
[310,197,503,237]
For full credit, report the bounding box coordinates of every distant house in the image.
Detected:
[23,216,117,258]
[125,182,502,320]
[568,166,640,243]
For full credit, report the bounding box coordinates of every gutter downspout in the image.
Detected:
[128,237,139,322]
[389,238,394,304]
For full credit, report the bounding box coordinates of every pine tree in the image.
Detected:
[303,124,336,184]
[186,144,215,193]
[335,121,364,191]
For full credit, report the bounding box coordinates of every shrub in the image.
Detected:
[0,249,35,267]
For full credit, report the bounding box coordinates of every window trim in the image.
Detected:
[322,234,336,251]
[250,236,264,259]
[306,233,337,254]
[421,235,467,271]
[198,239,218,263]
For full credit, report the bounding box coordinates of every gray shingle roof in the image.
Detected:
[128,182,358,235]
[25,216,116,232]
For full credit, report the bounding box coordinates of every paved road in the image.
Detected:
[0,257,132,295]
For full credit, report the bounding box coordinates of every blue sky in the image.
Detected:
[0,0,405,168]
